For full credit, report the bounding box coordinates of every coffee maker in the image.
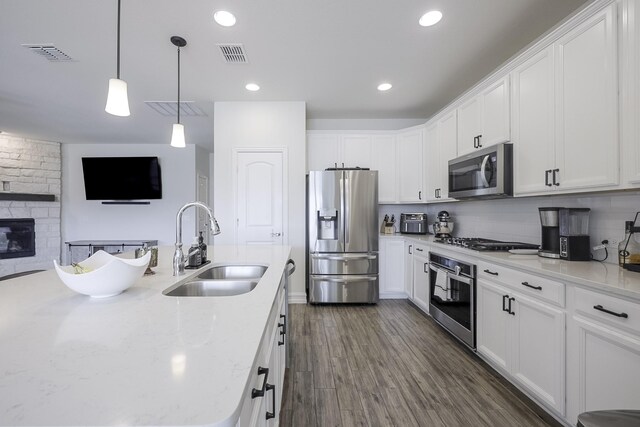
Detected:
[559,208,591,261]
[538,208,560,259]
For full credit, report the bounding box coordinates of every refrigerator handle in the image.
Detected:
[344,175,350,245]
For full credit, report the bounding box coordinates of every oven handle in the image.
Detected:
[429,264,474,285]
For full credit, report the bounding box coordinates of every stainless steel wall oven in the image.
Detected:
[428,252,476,349]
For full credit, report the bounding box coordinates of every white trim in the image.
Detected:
[288,292,307,304]
[380,292,408,300]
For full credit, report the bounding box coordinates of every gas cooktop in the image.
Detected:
[434,237,540,252]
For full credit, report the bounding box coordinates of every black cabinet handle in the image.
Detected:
[502,294,509,312]
[408,245,413,255]
[434,189,438,198]
[477,135,482,148]
[521,281,542,291]
[483,269,499,276]
[593,304,628,319]
[419,190,422,200]
[265,383,276,419]
[473,136,478,148]
[415,247,424,252]
[552,169,560,186]
[508,297,516,315]
[251,367,269,398]
[279,314,286,334]
[545,170,551,187]
[424,262,428,273]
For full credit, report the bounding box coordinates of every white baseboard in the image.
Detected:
[380,292,408,299]
[288,292,307,304]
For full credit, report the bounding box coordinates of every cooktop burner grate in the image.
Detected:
[434,237,539,252]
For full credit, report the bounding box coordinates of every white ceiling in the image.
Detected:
[0,0,588,150]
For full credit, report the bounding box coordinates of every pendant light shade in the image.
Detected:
[106,0,130,116]
[170,36,187,148]
[170,123,186,148]
[105,78,130,116]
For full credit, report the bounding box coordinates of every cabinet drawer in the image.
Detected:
[574,287,640,335]
[411,242,429,255]
[478,261,565,307]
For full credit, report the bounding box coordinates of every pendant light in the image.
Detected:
[105,0,130,116]
[170,36,187,148]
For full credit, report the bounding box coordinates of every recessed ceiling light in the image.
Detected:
[245,83,260,91]
[214,10,236,27]
[419,10,443,27]
[377,83,392,91]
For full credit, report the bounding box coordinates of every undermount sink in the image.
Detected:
[163,279,258,297]
[162,264,268,297]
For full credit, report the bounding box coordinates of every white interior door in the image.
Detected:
[236,151,285,245]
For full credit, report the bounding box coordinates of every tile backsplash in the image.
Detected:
[379,190,640,265]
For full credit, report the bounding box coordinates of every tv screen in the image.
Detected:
[82,157,162,200]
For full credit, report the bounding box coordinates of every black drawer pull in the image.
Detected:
[251,366,269,398]
[545,170,552,187]
[483,269,499,276]
[508,297,516,315]
[408,245,413,254]
[521,281,542,290]
[415,247,424,252]
[265,383,276,419]
[279,314,286,334]
[502,294,509,312]
[593,304,628,319]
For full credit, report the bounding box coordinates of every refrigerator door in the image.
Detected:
[308,171,344,253]
[344,170,378,253]
[310,253,378,275]
[309,274,379,303]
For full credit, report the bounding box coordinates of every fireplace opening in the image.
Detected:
[0,218,35,259]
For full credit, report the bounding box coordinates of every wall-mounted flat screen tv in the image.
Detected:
[82,157,162,200]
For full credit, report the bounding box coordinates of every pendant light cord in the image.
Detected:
[177,46,181,124]
[116,0,121,79]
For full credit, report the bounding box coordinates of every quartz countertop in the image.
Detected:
[0,245,291,426]
[381,233,640,300]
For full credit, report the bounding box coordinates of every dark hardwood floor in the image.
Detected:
[279,300,559,427]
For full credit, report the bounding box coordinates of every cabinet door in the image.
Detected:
[307,134,339,172]
[397,129,424,202]
[341,135,372,169]
[457,96,482,156]
[554,4,619,190]
[477,280,510,372]
[424,122,440,202]
[404,241,414,298]
[437,111,457,200]
[510,294,565,414]
[572,316,640,419]
[512,47,556,195]
[371,135,397,203]
[621,0,640,185]
[481,75,510,148]
[412,254,429,313]
[380,239,405,297]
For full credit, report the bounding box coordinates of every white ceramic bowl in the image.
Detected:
[54,250,150,298]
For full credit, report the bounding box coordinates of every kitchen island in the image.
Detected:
[0,245,291,426]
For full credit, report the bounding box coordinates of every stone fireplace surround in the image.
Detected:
[0,134,61,277]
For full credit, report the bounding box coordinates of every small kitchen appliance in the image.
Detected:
[448,142,513,199]
[538,207,561,259]
[433,211,454,238]
[400,213,428,235]
[559,208,591,261]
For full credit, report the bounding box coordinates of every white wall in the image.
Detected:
[62,144,205,262]
[214,102,306,299]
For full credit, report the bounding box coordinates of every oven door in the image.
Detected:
[448,143,512,199]
[429,264,475,348]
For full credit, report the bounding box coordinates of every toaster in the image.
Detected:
[400,213,428,235]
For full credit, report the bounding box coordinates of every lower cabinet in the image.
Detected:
[238,277,287,427]
[411,244,430,313]
[379,238,406,298]
[477,279,565,415]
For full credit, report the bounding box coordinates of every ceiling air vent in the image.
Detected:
[145,101,207,117]
[22,44,74,61]
[217,44,248,63]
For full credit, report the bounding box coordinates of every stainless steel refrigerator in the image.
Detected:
[307,169,379,303]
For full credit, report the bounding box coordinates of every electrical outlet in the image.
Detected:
[605,238,619,249]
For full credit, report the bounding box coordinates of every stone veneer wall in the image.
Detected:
[0,133,61,277]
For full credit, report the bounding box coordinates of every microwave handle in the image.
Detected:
[480,154,491,188]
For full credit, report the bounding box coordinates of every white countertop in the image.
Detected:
[381,233,640,300]
[0,245,291,426]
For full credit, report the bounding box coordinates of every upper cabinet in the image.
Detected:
[341,135,373,168]
[307,133,372,171]
[425,111,457,202]
[513,3,619,195]
[621,0,640,185]
[457,76,511,156]
[371,135,397,203]
[397,127,425,203]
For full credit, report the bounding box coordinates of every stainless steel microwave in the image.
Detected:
[448,142,513,199]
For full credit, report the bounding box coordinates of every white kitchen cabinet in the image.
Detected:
[411,245,429,313]
[425,110,457,202]
[371,135,397,203]
[404,241,414,298]
[621,0,640,185]
[379,238,406,298]
[307,134,340,172]
[477,277,565,415]
[512,46,556,195]
[397,128,424,202]
[341,135,373,169]
[457,76,510,156]
[554,3,618,191]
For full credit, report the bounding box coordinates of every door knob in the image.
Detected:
[271,232,282,237]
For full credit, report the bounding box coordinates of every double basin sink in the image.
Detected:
[163,264,268,297]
